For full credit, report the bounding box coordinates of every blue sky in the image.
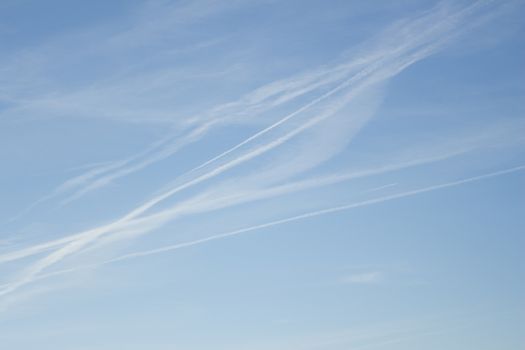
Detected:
[0,0,524,349]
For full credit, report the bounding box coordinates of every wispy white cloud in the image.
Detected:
[87,164,525,266]
[0,145,472,265]
[7,0,508,214]
[3,163,521,294]
[0,0,519,305]
[340,271,384,285]
[7,37,384,213]
[363,183,398,193]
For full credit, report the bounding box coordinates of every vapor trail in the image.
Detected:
[0,0,503,299]
[10,164,521,288]
[101,164,525,264]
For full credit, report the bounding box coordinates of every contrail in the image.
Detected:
[114,0,494,221]
[98,0,476,216]
[105,27,453,225]
[182,0,498,175]
[22,49,372,210]
[0,1,503,298]
[100,164,525,264]
[0,148,469,265]
[10,164,522,288]
[6,130,178,222]
[72,148,472,254]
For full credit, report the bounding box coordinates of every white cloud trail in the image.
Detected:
[0,1,504,299]
[105,0,500,215]
[99,164,525,263]
[13,0,494,210]
[0,147,468,265]
[77,147,472,252]
[8,164,522,289]
[17,47,377,210]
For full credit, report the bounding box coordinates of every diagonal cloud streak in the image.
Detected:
[4,164,522,292]
[0,0,509,300]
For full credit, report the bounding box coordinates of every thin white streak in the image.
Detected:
[364,183,398,193]
[13,43,375,209]
[108,31,450,223]
[7,130,178,221]
[11,164,522,288]
[49,52,375,204]
[0,1,502,298]
[102,164,525,264]
[17,0,489,208]
[0,149,467,265]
